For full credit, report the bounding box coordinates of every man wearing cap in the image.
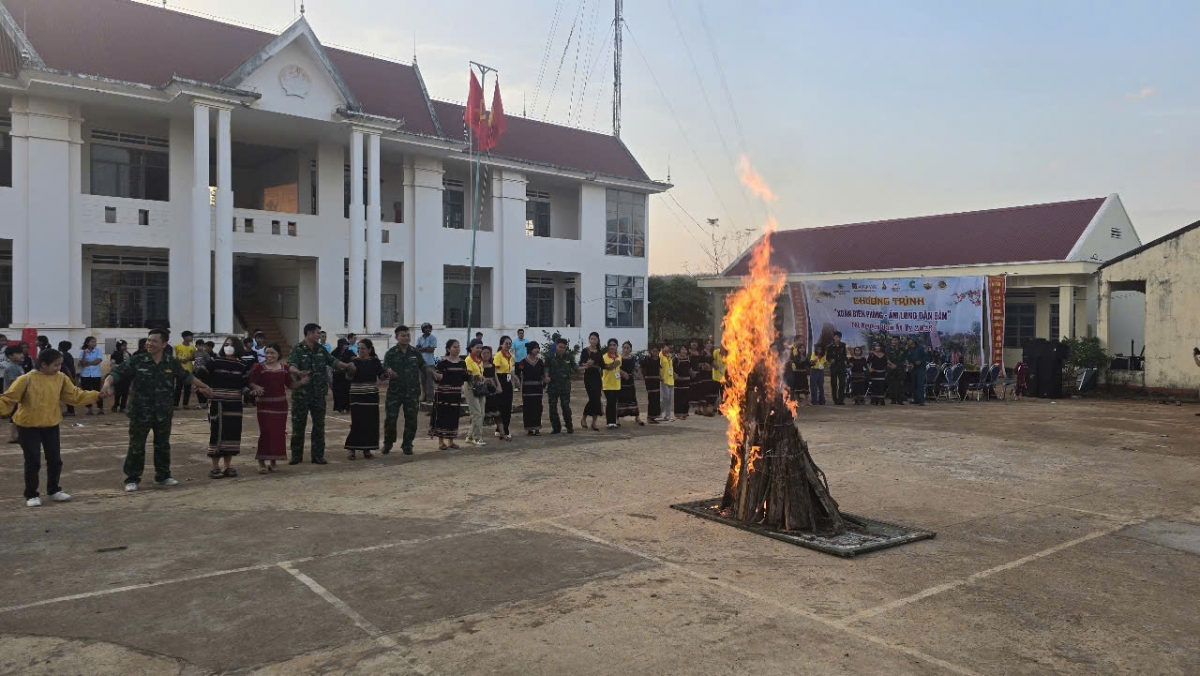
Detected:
[416,323,438,402]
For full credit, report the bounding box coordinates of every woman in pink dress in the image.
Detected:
[249,345,305,473]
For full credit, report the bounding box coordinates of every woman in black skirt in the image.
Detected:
[109,340,131,413]
[617,341,644,425]
[493,336,515,440]
[481,346,502,431]
[330,339,353,413]
[521,342,546,435]
[867,343,889,405]
[578,331,603,431]
[673,345,691,420]
[429,339,466,450]
[848,346,869,405]
[337,339,386,460]
[203,336,251,479]
[642,344,662,422]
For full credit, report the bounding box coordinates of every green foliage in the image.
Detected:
[648,275,712,343]
[1062,336,1108,370]
[540,330,581,363]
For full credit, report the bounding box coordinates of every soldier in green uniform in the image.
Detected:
[288,323,336,465]
[886,335,907,405]
[544,338,576,434]
[382,324,426,455]
[101,328,213,491]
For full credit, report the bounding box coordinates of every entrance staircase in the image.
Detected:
[234,303,290,357]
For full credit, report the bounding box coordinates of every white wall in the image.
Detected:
[1070,194,1142,265]
[240,40,345,121]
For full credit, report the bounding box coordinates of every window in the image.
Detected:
[104,207,116,223]
[271,220,281,235]
[244,218,254,234]
[90,144,169,201]
[443,187,465,230]
[605,189,646,257]
[565,286,577,328]
[605,275,644,328]
[90,260,170,328]
[343,164,367,219]
[526,276,554,327]
[526,190,551,237]
[382,229,390,244]
[1110,227,1122,239]
[1003,303,1036,348]
[138,209,149,226]
[0,120,11,188]
[444,278,482,328]
[288,221,297,237]
[1050,303,1061,341]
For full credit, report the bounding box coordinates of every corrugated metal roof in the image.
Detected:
[724,197,1106,277]
[1,0,649,180]
[431,100,650,182]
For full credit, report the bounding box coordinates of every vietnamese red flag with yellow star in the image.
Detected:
[464,71,488,141]
[482,80,507,150]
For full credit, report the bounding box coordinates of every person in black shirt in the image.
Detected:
[848,346,868,405]
[826,332,848,405]
[867,343,889,405]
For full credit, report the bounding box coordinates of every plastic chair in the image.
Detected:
[938,363,964,402]
[968,364,1001,402]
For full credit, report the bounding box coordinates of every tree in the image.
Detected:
[648,275,713,343]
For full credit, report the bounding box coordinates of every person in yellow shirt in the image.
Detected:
[0,348,101,507]
[173,331,197,409]
[492,336,516,440]
[658,342,676,422]
[601,338,623,429]
[808,345,827,405]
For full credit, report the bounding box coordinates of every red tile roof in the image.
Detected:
[724,197,1106,277]
[430,100,650,181]
[2,0,647,179]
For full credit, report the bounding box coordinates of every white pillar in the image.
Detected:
[348,129,365,332]
[191,103,212,331]
[365,132,382,333]
[1058,284,1074,341]
[67,104,83,326]
[401,160,417,326]
[214,107,234,333]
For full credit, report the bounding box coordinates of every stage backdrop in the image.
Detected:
[803,277,986,367]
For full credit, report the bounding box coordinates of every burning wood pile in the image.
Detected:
[716,159,858,535]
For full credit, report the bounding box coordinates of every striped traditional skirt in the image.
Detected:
[207,389,243,457]
[345,383,380,451]
[429,383,463,439]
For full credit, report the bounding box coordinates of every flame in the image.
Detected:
[737,155,778,203]
[719,157,787,470]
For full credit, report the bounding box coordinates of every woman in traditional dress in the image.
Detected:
[492,336,515,440]
[429,339,466,450]
[848,346,869,405]
[249,344,297,473]
[481,346,502,433]
[672,345,691,420]
[600,339,623,429]
[203,336,251,479]
[691,339,718,417]
[521,342,546,435]
[109,340,131,413]
[578,332,603,431]
[787,339,811,404]
[642,344,662,423]
[337,339,386,460]
[617,341,644,425]
[330,339,353,413]
[867,342,889,406]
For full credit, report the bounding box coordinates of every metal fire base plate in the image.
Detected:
[670,498,936,558]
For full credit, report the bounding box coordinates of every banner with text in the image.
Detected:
[986,275,1006,369]
[803,277,986,367]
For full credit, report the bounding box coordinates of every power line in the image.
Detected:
[566,0,588,126]
[579,26,614,126]
[541,0,584,120]
[530,0,567,116]
[697,2,751,160]
[588,40,613,128]
[623,19,742,231]
[666,0,762,222]
[572,0,604,124]
[657,193,707,250]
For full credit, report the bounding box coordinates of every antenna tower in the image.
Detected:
[612,0,622,138]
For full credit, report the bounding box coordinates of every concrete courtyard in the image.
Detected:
[1,389,1198,675]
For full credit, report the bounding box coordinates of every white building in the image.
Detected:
[0,0,666,350]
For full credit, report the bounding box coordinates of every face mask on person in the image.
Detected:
[223,346,236,356]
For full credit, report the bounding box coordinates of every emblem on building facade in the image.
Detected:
[279,65,312,98]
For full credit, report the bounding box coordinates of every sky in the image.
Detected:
[159,0,1199,274]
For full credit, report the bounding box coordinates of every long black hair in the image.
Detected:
[445,338,460,355]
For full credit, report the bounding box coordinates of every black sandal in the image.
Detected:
[223,467,238,478]
[209,468,224,479]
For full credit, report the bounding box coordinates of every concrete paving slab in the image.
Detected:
[0,566,363,674]
[0,635,191,676]
[851,534,1200,676]
[294,527,655,633]
[1117,518,1200,555]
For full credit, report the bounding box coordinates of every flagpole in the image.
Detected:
[466,61,495,345]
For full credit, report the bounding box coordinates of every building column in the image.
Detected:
[411,156,445,327]
[191,103,212,332]
[348,129,365,333]
[401,160,417,326]
[214,107,234,333]
[1058,284,1074,341]
[365,132,383,333]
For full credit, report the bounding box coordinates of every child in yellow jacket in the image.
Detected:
[0,348,101,507]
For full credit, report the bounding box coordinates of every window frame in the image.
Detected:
[89,143,169,202]
[525,196,551,238]
[605,189,646,258]
[443,188,466,230]
[90,263,170,329]
[525,283,555,328]
[1003,302,1037,349]
[604,274,645,328]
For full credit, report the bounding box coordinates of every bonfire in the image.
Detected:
[715,160,858,535]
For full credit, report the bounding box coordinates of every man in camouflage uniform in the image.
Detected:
[544,338,576,434]
[288,322,336,464]
[382,325,426,455]
[102,328,212,491]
